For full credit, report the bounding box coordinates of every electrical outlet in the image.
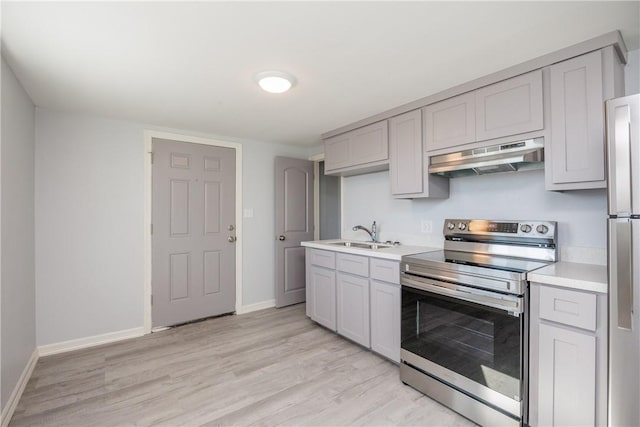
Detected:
[420,220,433,233]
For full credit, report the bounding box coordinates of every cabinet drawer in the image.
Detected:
[308,248,335,269]
[336,253,369,277]
[539,286,597,331]
[370,258,400,284]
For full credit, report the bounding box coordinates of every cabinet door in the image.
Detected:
[324,133,351,172]
[475,70,543,141]
[370,280,400,362]
[336,272,370,347]
[549,50,605,186]
[350,121,389,166]
[390,110,424,195]
[423,92,476,151]
[538,323,596,427]
[309,265,336,331]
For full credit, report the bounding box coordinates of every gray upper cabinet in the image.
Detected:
[323,133,351,171]
[322,35,627,192]
[475,70,544,141]
[389,110,449,199]
[423,71,543,153]
[546,47,624,190]
[423,92,476,151]
[324,121,389,176]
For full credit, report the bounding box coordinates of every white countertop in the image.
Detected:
[527,261,608,294]
[301,239,439,261]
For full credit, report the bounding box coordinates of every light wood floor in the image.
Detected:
[10,304,474,426]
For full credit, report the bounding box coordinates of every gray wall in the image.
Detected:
[35,109,308,346]
[341,169,607,257]
[1,58,36,410]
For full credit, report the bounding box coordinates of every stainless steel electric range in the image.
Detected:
[400,219,557,427]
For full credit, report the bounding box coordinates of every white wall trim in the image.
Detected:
[38,327,145,357]
[143,130,243,333]
[1,349,39,427]
[236,299,276,315]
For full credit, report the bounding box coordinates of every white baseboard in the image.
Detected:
[38,327,145,357]
[237,299,276,314]
[1,348,39,427]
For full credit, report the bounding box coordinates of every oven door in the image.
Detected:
[400,275,526,418]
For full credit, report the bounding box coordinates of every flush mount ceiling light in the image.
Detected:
[255,71,296,94]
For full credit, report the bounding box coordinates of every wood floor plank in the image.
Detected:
[9,304,474,427]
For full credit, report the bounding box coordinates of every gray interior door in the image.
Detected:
[152,138,236,327]
[275,157,314,308]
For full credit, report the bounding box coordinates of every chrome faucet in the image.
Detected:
[352,221,377,242]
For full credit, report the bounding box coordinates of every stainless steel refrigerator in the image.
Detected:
[607,93,640,426]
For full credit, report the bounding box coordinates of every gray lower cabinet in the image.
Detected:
[336,272,370,347]
[324,120,389,176]
[305,247,402,361]
[308,265,336,331]
[369,279,400,362]
[546,46,624,190]
[336,253,370,347]
[389,109,449,199]
[529,283,607,427]
[306,249,337,331]
[369,257,401,363]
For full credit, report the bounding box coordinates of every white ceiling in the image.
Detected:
[2,2,639,147]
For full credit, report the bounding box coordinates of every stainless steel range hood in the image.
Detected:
[429,138,544,177]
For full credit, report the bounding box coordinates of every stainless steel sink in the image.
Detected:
[328,241,393,250]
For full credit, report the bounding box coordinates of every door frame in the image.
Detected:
[143,130,243,334]
[309,153,324,240]
[308,153,344,241]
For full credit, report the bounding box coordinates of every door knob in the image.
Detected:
[228,236,237,243]
[278,235,285,241]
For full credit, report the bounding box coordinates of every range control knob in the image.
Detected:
[457,222,467,231]
[520,224,532,233]
[536,224,549,234]
[447,222,455,230]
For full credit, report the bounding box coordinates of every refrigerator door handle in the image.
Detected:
[615,219,634,329]
[609,103,633,215]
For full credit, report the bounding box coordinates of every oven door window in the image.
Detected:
[401,286,522,401]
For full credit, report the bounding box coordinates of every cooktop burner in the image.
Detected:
[401,219,558,295]
[405,250,551,275]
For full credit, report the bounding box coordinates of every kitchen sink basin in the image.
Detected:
[328,241,393,250]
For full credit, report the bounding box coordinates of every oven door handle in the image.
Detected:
[401,275,523,314]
